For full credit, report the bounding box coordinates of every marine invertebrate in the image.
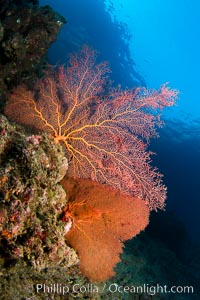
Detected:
[0,115,77,271]
[4,45,178,210]
[61,177,149,281]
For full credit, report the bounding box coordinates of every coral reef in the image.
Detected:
[0,0,182,294]
[0,0,66,95]
[4,45,178,210]
[61,177,149,281]
[0,114,78,271]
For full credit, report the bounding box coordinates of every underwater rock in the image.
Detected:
[0,114,78,271]
[0,0,66,95]
[0,260,92,300]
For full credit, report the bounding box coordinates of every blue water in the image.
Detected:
[106,0,200,121]
[39,0,199,296]
[40,0,199,240]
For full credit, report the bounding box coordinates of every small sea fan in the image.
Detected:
[61,177,150,281]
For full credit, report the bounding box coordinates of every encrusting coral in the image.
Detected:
[0,115,78,271]
[61,177,150,281]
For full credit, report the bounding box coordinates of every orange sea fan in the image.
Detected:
[61,177,150,281]
[4,46,178,210]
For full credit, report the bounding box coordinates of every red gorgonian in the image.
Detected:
[4,45,178,210]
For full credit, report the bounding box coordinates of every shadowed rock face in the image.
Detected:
[0,0,66,95]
